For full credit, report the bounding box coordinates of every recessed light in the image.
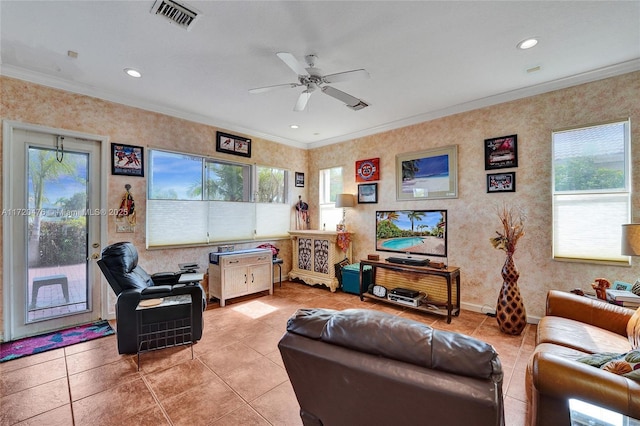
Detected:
[124,68,142,78]
[290,125,299,129]
[517,38,538,50]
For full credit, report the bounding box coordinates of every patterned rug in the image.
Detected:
[0,320,115,363]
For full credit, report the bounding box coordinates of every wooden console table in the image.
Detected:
[289,230,352,292]
[358,259,461,323]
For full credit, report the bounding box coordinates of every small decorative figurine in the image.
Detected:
[591,278,611,300]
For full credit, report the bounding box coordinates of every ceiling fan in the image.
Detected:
[249,52,370,112]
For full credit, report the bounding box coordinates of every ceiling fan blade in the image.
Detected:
[294,91,312,112]
[321,86,369,110]
[249,83,299,94]
[321,85,361,106]
[277,52,309,76]
[323,69,370,84]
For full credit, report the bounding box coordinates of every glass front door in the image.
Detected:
[4,127,103,340]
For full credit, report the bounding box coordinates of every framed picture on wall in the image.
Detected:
[484,134,518,170]
[358,183,378,203]
[396,145,458,201]
[487,172,516,193]
[111,143,144,177]
[216,131,251,158]
[295,172,305,187]
[356,158,380,182]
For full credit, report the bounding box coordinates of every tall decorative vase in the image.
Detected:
[496,252,527,335]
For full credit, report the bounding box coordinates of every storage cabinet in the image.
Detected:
[208,249,273,306]
[288,230,352,292]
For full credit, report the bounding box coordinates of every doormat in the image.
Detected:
[0,320,115,363]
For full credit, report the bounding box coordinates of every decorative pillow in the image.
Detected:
[628,306,640,350]
[578,349,640,382]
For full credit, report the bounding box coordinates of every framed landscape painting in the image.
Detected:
[396,145,458,201]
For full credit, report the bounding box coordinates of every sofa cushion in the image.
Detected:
[537,316,632,354]
[578,349,640,382]
[628,307,640,349]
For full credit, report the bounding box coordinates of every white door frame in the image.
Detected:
[2,120,110,341]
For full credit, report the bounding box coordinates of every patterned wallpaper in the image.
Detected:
[0,71,639,328]
[308,71,640,318]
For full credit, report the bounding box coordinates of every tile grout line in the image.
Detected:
[63,347,76,426]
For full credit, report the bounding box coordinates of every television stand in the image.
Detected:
[359,259,460,323]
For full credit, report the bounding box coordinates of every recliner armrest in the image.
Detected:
[141,285,173,295]
[530,351,640,420]
[151,272,180,286]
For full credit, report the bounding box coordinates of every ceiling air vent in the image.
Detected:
[150,0,200,31]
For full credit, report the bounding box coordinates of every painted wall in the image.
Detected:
[0,76,307,333]
[1,71,639,334]
[306,71,640,319]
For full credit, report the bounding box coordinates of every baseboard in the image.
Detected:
[460,301,541,324]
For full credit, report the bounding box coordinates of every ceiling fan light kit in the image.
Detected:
[250,52,370,112]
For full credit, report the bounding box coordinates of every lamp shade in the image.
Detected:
[335,193,355,208]
[621,224,640,256]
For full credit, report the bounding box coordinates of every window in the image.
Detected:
[552,120,631,262]
[319,166,343,231]
[147,149,289,247]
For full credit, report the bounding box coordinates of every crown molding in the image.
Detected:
[3,59,638,151]
[0,64,308,150]
[307,58,640,149]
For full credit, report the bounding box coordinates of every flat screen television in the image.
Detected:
[376,210,447,257]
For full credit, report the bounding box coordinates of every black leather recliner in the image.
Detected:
[97,241,206,354]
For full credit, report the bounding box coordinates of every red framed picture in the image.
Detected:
[355,158,379,182]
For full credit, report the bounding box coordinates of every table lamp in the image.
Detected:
[621,223,640,295]
[335,193,355,230]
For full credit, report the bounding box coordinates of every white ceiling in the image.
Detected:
[1,1,639,149]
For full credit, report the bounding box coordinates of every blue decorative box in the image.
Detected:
[341,263,372,295]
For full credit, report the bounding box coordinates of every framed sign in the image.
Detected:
[216,131,251,158]
[487,172,516,193]
[111,143,144,177]
[295,172,305,187]
[484,135,517,170]
[396,145,458,201]
[356,158,380,182]
[358,183,378,203]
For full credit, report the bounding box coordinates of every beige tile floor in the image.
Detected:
[0,281,536,425]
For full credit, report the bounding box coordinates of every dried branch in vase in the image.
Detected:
[490,203,526,254]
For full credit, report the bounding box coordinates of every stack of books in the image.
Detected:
[606,288,640,309]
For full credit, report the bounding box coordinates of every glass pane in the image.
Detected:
[149,150,203,200]
[553,122,626,192]
[27,147,89,322]
[257,166,285,203]
[328,167,343,202]
[205,161,250,201]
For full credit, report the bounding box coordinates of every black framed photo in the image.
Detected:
[111,143,144,176]
[295,172,305,187]
[484,134,517,170]
[358,183,378,203]
[216,131,251,158]
[487,172,516,193]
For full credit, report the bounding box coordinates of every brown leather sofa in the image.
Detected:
[278,308,505,426]
[527,290,640,425]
